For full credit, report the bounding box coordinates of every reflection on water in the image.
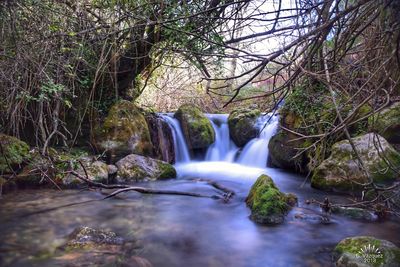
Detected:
[1,163,399,267]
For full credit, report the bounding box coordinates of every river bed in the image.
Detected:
[1,162,399,267]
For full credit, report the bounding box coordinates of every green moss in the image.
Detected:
[246,174,295,224]
[335,237,381,255]
[175,104,215,149]
[96,100,153,159]
[0,134,31,173]
[369,102,400,143]
[369,149,400,184]
[157,163,177,179]
[334,236,400,267]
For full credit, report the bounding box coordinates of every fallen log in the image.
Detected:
[69,170,222,200]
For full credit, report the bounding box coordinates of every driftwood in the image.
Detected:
[190,178,235,202]
[69,169,229,201]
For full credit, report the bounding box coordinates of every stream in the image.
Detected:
[0,114,399,267]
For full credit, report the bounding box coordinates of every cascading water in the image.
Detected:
[205,114,238,162]
[236,113,279,168]
[160,114,191,163]
[161,111,279,173]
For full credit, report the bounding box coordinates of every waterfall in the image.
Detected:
[236,113,279,167]
[161,111,278,169]
[205,114,238,162]
[160,114,190,163]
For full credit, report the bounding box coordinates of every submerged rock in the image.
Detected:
[332,207,378,222]
[0,134,30,173]
[311,133,400,193]
[228,108,260,147]
[369,102,400,149]
[115,154,176,182]
[146,113,175,163]
[246,174,297,224]
[94,100,153,162]
[56,226,151,267]
[64,226,124,249]
[174,104,215,150]
[333,236,400,267]
[293,212,332,224]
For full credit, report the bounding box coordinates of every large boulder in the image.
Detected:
[94,100,153,162]
[115,154,176,182]
[333,236,400,267]
[174,104,215,150]
[145,113,175,163]
[228,108,260,147]
[62,159,109,187]
[0,134,30,174]
[268,131,309,173]
[246,174,297,224]
[369,102,400,149]
[311,133,400,193]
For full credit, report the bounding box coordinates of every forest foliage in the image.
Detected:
[0,0,399,152]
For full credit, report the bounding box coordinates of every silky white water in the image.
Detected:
[160,115,191,163]
[162,112,279,178]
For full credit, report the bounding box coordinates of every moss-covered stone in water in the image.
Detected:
[158,162,177,179]
[331,207,377,221]
[0,134,30,173]
[174,104,215,150]
[228,108,260,147]
[246,174,296,224]
[64,226,124,250]
[95,100,153,162]
[311,133,400,194]
[334,236,400,267]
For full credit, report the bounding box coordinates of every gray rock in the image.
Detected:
[107,164,118,175]
[116,154,176,182]
[332,207,378,222]
[311,133,400,193]
[63,160,109,186]
[65,226,124,249]
[228,108,260,147]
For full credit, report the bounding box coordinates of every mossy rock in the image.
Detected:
[311,133,400,193]
[0,134,30,174]
[62,159,109,187]
[115,154,177,182]
[331,207,377,221]
[174,104,215,150]
[333,236,400,267]
[228,108,260,147]
[94,100,153,162]
[268,131,309,173]
[246,174,297,224]
[369,102,400,145]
